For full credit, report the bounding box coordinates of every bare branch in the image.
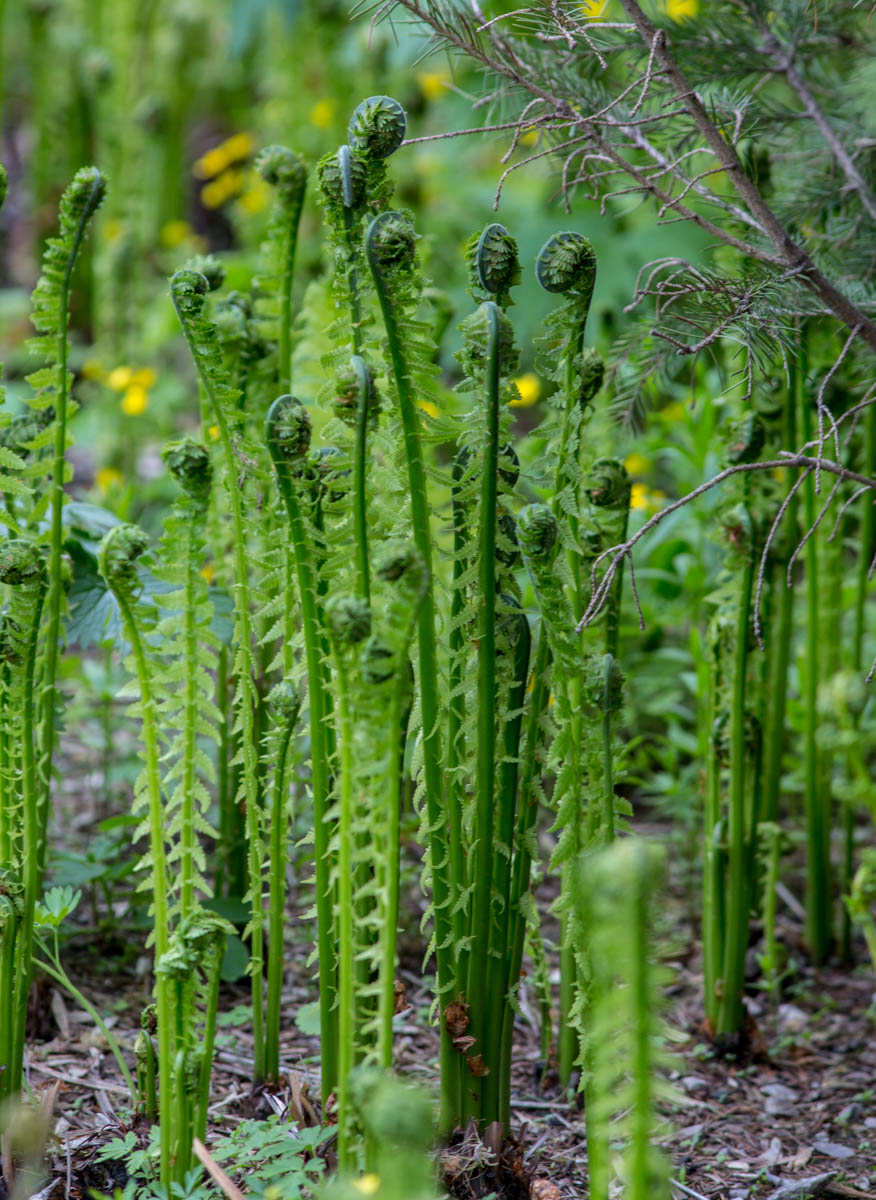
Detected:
[615,0,876,354]
[576,455,876,633]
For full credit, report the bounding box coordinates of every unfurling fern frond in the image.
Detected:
[170,268,270,1082]
[98,523,175,1179]
[0,539,46,1105]
[155,438,221,922]
[255,145,307,394]
[25,167,105,884]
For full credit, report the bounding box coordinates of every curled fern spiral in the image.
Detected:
[535,230,597,298]
[348,95,407,159]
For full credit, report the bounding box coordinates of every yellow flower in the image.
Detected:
[352,1176,380,1196]
[201,180,225,210]
[201,168,243,210]
[418,399,439,419]
[664,0,698,20]
[623,452,650,477]
[131,367,156,389]
[630,482,650,511]
[222,131,255,162]
[81,359,104,381]
[578,0,612,17]
[200,562,216,584]
[630,483,665,513]
[121,385,149,416]
[208,425,220,441]
[160,219,192,248]
[309,99,335,130]
[96,466,122,493]
[106,366,133,391]
[239,176,271,214]
[194,144,230,180]
[418,70,451,101]
[509,373,541,408]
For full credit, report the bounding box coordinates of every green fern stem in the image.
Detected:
[463,301,501,1121]
[498,632,551,1128]
[351,355,371,601]
[365,214,456,1129]
[170,277,266,1080]
[179,515,200,918]
[483,600,531,1127]
[324,595,367,1172]
[799,343,832,962]
[266,395,338,1102]
[845,399,876,958]
[214,644,234,896]
[195,935,225,1144]
[265,683,301,1083]
[716,509,755,1037]
[6,553,46,1101]
[762,359,798,825]
[99,530,173,1180]
[37,168,105,880]
[702,644,723,1027]
[447,449,470,962]
[601,655,616,843]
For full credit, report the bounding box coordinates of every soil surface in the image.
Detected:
[14,760,876,1200]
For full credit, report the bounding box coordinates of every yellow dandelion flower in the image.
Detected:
[222,131,255,162]
[509,373,541,408]
[131,367,156,389]
[665,0,698,20]
[121,385,149,416]
[418,399,439,419]
[194,144,230,180]
[208,424,220,441]
[107,366,133,392]
[200,562,216,584]
[309,99,335,130]
[239,177,271,214]
[623,452,650,477]
[81,359,104,381]
[630,482,650,511]
[160,219,192,248]
[352,1175,381,1196]
[418,70,451,101]
[95,466,122,493]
